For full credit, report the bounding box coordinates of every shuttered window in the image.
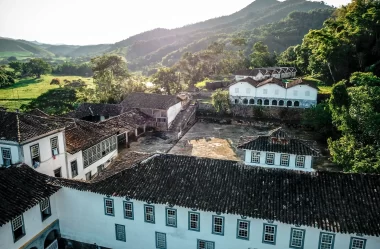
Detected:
[1,148,11,166]
[115,224,126,242]
[50,137,59,156]
[155,232,166,249]
[83,135,117,168]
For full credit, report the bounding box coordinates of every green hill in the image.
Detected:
[0,0,334,70]
[0,38,54,58]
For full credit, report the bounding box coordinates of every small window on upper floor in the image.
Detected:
[144,204,155,223]
[350,238,366,249]
[12,215,25,242]
[319,232,335,249]
[294,90,298,96]
[1,148,11,166]
[97,164,104,173]
[85,171,92,181]
[212,215,224,235]
[263,224,277,244]
[166,208,177,227]
[40,198,51,221]
[251,152,260,163]
[54,168,61,178]
[124,201,134,219]
[290,228,305,249]
[71,160,78,178]
[280,154,290,166]
[188,212,200,231]
[30,144,40,168]
[263,89,268,94]
[235,88,239,93]
[50,137,59,156]
[305,91,310,96]
[295,156,305,168]
[246,88,251,94]
[237,220,250,240]
[265,153,275,165]
[104,198,114,216]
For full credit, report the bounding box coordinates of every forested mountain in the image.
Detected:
[0,0,333,71]
[0,38,54,57]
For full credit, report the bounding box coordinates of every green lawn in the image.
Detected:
[0,51,33,59]
[0,75,93,111]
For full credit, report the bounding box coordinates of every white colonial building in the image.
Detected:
[0,111,119,180]
[229,78,318,108]
[238,127,318,171]
[235,67,297,82]
[1,153,380,249]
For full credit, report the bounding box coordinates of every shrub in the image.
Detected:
[50,78,60,85]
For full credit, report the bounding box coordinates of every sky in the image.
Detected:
[0,0,352,45]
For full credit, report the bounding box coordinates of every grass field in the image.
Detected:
[0,75,93,111]
[0,51,33,59]
[318,86,333,94]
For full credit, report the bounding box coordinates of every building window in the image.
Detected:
[257,99,263,105]
[71,160,78,178]
[144,204,155,223]
[11,215,25,242]
[279,100,284,106]
[234,99,239,104]
[166,208,177,227]
[30,144,40,168]
[251,152,260,163]
[85,171,92,180]
[319,232,335,249]
[123,201,134,219]
[54,168,61,178]
[82,135,117,168]
[115,224,126,242]
[50,137,59,156]
[263,89,268,94]
[243,99,248,105]
[294,101,300,107]
[249,99,255,105]
[198,239,214,249]
[290,228,305,248]
[295,156,305,168]
[97,164,104,173]
[265,153,275,165]
[350,238,366,249]
[40,198,51,221]
[272,100,278,106]
[263,224,277,244]
[275,89,279,95]
[246,88,251,94]
[235,88,239,93]
[104,198,114,216]
[1,148,11,166]
[212,215,224,235]
[280,154,290,166]
[305,91,310,96]
[237,220,250,240]
[189,212,200,231]
[155,232,167,249]
[287,101,293,107]
[264,99,269,105]
[294,90,298,96]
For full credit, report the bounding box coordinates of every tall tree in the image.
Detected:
[91,55,130,103]
[211,89,230,113]
[250,41,275,68]
[27,58,51,78]
[151,67,181,95]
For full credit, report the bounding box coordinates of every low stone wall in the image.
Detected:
[198,104,306,121]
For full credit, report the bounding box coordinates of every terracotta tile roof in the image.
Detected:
[0,111,69,143]
[3,155,380,235]
[91,152,151,182]
[287,78,319,90]
[64,103,124,119]
[99,109,155,133]
[49,154,380,236]
[256,77,286,88]
[0,165,61,226]
[120,92,181,110]
[65,120,116,154]
[229,77,260,88]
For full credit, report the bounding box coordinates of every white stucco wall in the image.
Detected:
[0,141,21,166]
[256,84,287,99]
[286,85,317,101]
[244,150,313,171]
[66,149,117,180]
[0,192,60,249]
[229,82,256,98]
[167,102,182,128]
[22,131,67,178]
[55,187,380,249]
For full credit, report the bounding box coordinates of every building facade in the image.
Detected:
[229,78,318,108]
[1,154,380,249]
